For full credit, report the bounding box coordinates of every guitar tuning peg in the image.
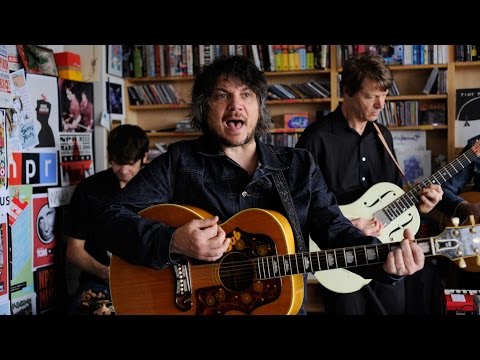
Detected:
[458,257,467,269]
[469,215,476,226]
[451,217,460,227]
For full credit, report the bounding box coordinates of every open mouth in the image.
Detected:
[225,119,244,130]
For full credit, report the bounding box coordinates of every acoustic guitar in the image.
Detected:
[109,204,479,314]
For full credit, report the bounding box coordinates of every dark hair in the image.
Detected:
[107,124,149,164]
[341,53,393,97]
[189,55,272,136]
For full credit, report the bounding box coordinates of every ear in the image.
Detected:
[142,152,148,164]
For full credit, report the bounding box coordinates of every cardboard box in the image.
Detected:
[58,69,83,81]
[54,52,81,72]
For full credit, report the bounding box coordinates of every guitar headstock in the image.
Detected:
[433,223,480,269]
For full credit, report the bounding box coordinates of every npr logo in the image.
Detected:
[8,151,58,186]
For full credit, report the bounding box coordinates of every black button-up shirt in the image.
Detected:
[96,135,374,269]
[296,106,403,205]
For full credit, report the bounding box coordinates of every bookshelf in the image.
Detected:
[124,45,456,164]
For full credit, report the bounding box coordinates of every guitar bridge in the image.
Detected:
[173,262,193,312]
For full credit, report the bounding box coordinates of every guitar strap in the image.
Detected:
[271,170,307,253]
[372,122,413,190]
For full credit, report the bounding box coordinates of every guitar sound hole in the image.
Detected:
[219,252,254,292]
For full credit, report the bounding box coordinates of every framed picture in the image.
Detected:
[106,76,125,121]
[107,45,123,77]
[16,45,58,77]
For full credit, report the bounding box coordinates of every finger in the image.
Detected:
[193,216,219,229]
[383,251,397,274]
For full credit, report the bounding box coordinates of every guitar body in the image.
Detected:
[110,204,304,315]
[340,182,421,244]
[312,182,420,293]
[309,239,372,293]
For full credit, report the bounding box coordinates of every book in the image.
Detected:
[422,67,439,95]
[419,101,446,125]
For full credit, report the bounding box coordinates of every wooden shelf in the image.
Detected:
[265,69,330,76]
[128,104,189,111]
[267,98,330,105]
[125,45,459,162]
[127,75,194,83]
[388,125,448,131]
[147,131,200,138]
[454,61,480,67]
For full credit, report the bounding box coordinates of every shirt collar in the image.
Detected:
[332,105,376,136]
[194,135,288,171]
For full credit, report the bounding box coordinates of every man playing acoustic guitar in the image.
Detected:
[95,55,424,315]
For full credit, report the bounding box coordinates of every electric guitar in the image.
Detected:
[340,141,480,244]
[109,204,479,314]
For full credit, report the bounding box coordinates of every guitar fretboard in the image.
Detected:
[382,147,479,222]
[254,238,434,279]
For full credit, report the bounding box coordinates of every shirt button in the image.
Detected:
[361,177,366,181]
[241,191,248,197]
[362,157,366,162]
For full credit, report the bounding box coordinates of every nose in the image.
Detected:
[374,96,385,109]
[228,92,243,111]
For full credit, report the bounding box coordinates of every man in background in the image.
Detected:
[296,53,443,314]
[65,124,149,314]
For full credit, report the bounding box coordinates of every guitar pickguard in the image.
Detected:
[340,182,420,243]
[193,228,282,315]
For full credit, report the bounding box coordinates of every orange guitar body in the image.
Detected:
[109,204,304,315]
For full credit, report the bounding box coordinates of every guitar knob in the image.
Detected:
[470,215,476,226]
[458,257,467,269]
[451,217,460,227]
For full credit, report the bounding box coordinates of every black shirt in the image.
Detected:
[66,168,121,283]
[296,106,403,205]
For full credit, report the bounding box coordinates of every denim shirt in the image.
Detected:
[437,135,480,218]
[96,136,374,269]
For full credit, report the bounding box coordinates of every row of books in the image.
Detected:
[337,45,449,67]
[123,45,331,79]
[455,45,479,62]
[127,83,183,106]
[261,133,302,148]
[268,80,331,100]
[378,100,446,127]
[422,68,448,95]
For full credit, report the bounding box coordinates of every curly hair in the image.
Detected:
[189,55,272,137]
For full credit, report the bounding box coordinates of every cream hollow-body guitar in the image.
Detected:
[109,204,478,314]
[341,141,480,244]
[311,141,480,293]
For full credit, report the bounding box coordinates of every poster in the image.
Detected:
[0,223,8,302]
[59,132,94,186]
[34,265,56,314]
[58,79,94,133]
[26,73,60,149]
[32,194,56,269]
[456,88,480,147]
[7,69,38,151]
[8,185,34,300]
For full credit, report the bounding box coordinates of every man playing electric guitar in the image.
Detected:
[296,53,443,314]
[95,55,425,315]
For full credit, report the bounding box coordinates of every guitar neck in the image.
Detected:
[383,148,478,218]
[255,238,434,279]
